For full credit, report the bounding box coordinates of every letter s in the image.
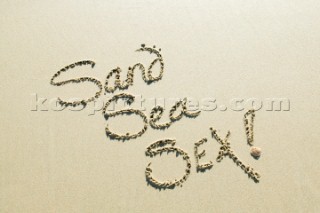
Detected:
[50,60,103,107]
[102,93,148,140]
[145,139,191,188]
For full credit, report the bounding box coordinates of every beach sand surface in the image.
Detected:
[1,1,319,212]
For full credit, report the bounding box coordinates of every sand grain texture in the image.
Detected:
[0,1,319,212]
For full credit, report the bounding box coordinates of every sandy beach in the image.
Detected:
[1,1,319,212]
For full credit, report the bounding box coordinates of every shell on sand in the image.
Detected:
[250,146,262,158]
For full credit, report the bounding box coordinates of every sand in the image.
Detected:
[1,1,320,212]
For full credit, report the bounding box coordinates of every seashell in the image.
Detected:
[250,146,262,158]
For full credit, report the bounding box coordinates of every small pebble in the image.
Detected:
[250,146,262,158]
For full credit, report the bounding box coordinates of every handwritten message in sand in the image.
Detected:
[50,44,262,189]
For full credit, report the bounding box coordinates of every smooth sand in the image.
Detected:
[1,1,319,212]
